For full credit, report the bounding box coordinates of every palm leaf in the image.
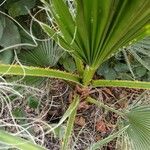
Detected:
[124,106,150,150]
[41,0,150,69]
[126,36,150,71]
[19,39,64,67]
[17,39,64,85]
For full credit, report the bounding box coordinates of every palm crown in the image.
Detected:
[41,0,150,69]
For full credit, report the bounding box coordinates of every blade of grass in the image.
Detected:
[61,95,80,150]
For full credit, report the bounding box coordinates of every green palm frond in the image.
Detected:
[19,39,64,67]
[126,36,150,71]
[17,39,64,85]
[41,0,150,69]
[124,106,150,150]
[128,36,150,55]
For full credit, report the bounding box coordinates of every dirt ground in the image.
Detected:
[0,78,149,150]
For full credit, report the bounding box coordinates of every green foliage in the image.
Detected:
[0,15,20,64]
[125,106,150,150]
[97,57,150,81]
[127,37,150,71]
[12,107,25,117]
[0,14,21,64]
[97,36,150,81]
[0,20,3,39]
[135,67,147,78]
[62,57,76,72]
[41,0,149,69]
[0,15,20,47]
[59,53,76,72]
[97,61,118,80]
[19,39,64,67]
[0,50,13,64]
[27,96,39,109]
[8,0,36,18]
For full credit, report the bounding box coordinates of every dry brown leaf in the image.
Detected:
[95,135,101,141]
[78,101,90,110]
[75,116,86,126]
[103,88,115,97]
[96,120,107,133]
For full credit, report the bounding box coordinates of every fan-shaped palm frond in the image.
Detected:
[124,106,150,150]
[19,39,64,67]
[41,0,150,70]
[126,36,150,71]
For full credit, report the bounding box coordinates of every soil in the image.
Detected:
[0,78,149,150]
